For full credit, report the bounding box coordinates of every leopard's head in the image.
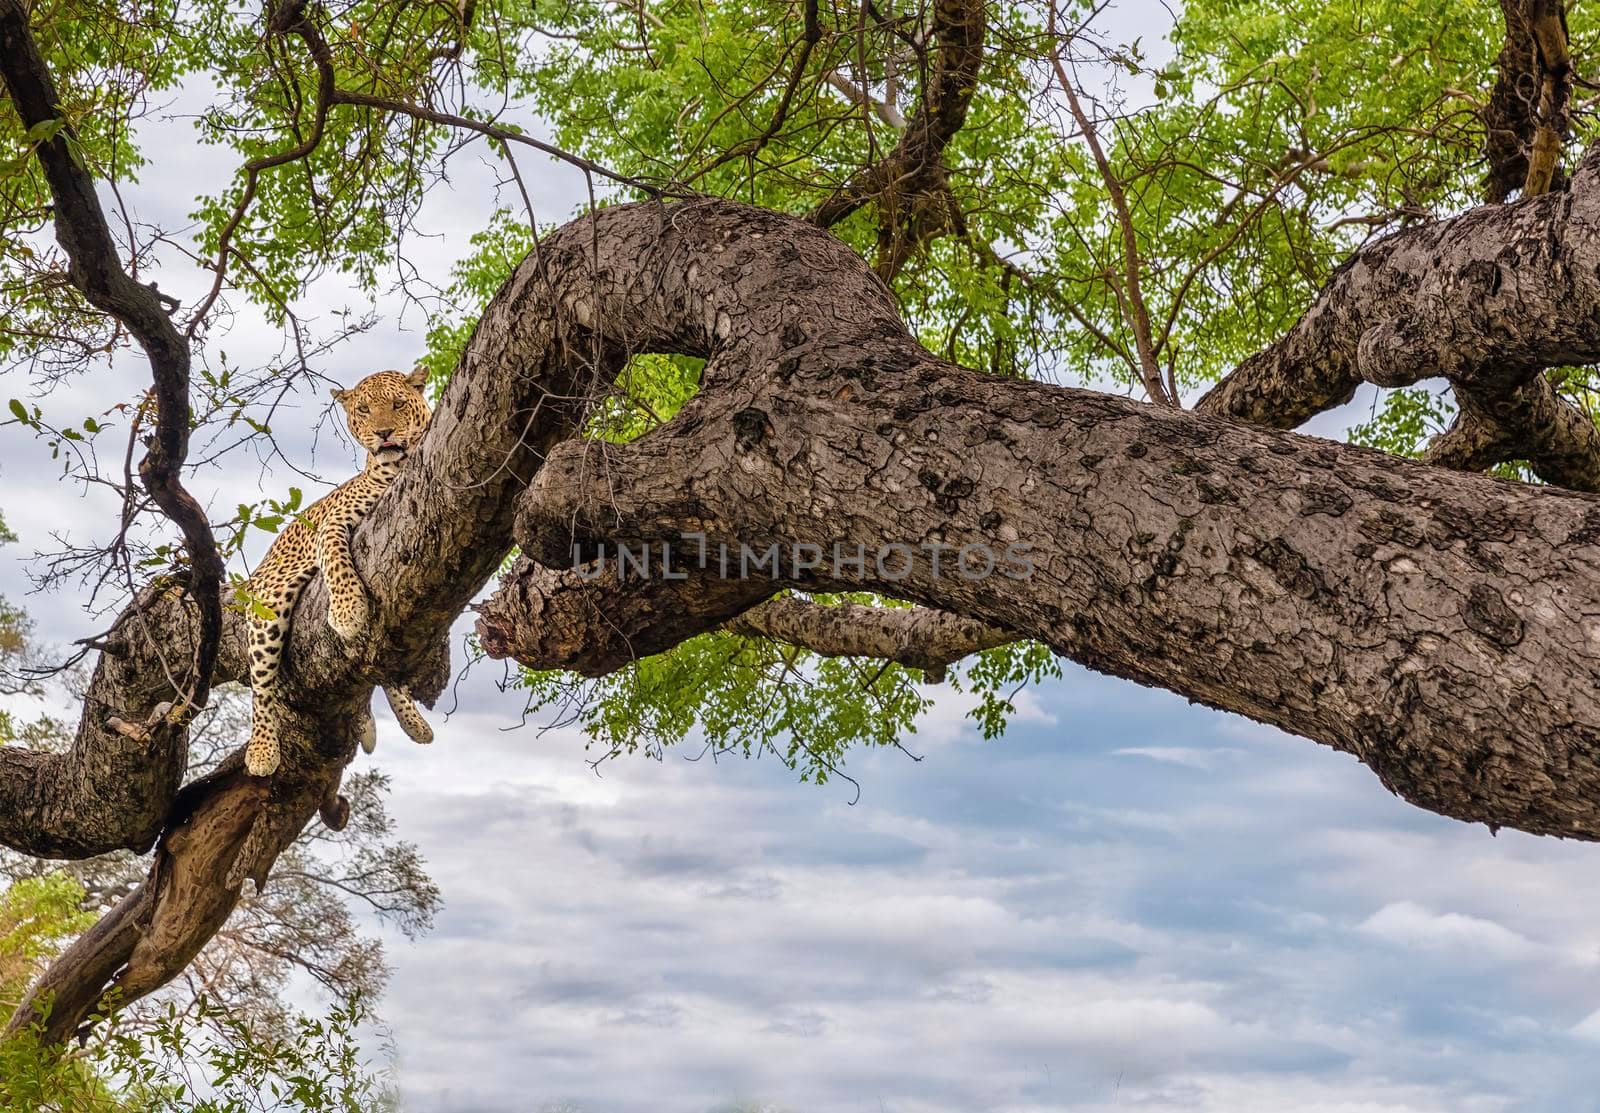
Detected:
[332,367,432,466]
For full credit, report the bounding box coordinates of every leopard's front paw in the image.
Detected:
[327,593,369,643]
[245,736,280,777]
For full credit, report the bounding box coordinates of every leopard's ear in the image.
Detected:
[330,387,347,404]
[406,365,428,390]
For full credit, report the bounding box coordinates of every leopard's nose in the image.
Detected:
[375,428,395,440]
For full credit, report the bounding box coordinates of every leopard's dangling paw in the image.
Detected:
[244,734,280,777]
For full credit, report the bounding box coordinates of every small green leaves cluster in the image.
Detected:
[516,593,1060,785]
[102,995,396,1113]
[0,874,397,1112]
[1347,387,1454,458]
[5,396,117,465]
[518,622,934,787]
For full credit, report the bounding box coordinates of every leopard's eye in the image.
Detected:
[356,405,370,416]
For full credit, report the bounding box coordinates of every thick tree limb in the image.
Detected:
[0,582,246,859]
[458,198,1600,847]
[3,78,632,1031]
[0,0,224,715]
[1486,0,1548,201]
[20,189,1600,1043]
[476,556,776,676]
[476,557,1010,682]
[1423,369,1600,488]
[1197,150,1600,489]
[1485,0,1573,200]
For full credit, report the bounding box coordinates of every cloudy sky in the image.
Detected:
[3,4,1599,1111]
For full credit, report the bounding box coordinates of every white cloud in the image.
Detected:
[1113,745,1239,770]
[1357,901,1538,962]
[1569,1006,1600,1042]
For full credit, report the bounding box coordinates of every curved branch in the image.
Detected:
[20,181,1600,1045]
[185,0,338,332]
[0,583,247,859]
[1197,150,1600,490]
[688,0,822,182]
[476,197,1600,845]
[475,557,1012,683]
[0,0,224,714]
[188,0,672,333]
[1424,369,1600,489]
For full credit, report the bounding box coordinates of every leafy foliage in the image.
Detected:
[0,874,395,1113]
[518,618,935,786]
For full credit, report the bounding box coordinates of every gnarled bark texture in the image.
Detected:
[1198,151,1600,490]
[478,199,1600,849]
[14,187,1600,1041]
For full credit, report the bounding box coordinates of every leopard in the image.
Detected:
[243,367,435,777]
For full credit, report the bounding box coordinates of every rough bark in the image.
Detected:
[16,185,1600,1042]
[1423,368,1600,486]
[477,558,1011,683]
[725,600,1012,682]
[1197,149,1600,489]
[0,582,246,859]
[469,198,1600,846]
[1486,0,1547,201]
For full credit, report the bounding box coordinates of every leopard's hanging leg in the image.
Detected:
[244,564,316,777]
[383,685,433,744]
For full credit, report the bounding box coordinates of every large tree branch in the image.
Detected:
[1485,0,1572,201]
[18,181,1600,1043]
[0,582,247,859]
[1422,367,1600,487]
[449,198,1600,847]
[5,147,649,1040]
[1487,0,1546,201]
[475,557,1011,683]
[1196,150,1600,489]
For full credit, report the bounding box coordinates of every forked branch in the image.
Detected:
[0,0,224,715]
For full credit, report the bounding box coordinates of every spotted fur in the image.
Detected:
[243,368,435,777]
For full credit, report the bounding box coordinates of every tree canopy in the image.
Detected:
[2,0,1599,1064]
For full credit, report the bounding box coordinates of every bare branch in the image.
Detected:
[1047,6,1172,407]
[0,0,224,716]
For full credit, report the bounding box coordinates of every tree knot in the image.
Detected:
[732,407,772,452]
[1463,583,1525,648]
